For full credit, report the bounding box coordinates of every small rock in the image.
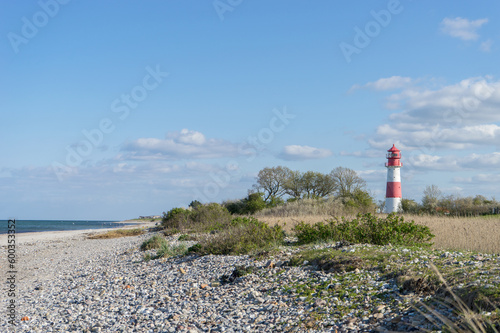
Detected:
[314,299,327,307]
[265,260,275,269]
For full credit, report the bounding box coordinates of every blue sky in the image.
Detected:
[2,0,500,220]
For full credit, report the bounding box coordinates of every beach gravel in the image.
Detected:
[2,231,499,332]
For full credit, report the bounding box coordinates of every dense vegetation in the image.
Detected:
[402,185,499,216]
[293,213,434,247]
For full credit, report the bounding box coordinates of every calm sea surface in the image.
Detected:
[0,220,131,234]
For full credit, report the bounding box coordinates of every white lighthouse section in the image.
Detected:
[387,166,400,183]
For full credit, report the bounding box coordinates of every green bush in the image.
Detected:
[178,234,197,241]
[161,203,232,233]
[191,203,232,231]
[224,193,267,215]
[243,193,267,214]
[293,213,434,247]
[225,200,246,215]
[155,243,188,259]
[140,234,168,251]
[189,217,285,255]
[161,207,192,230]
[140,235,187,260]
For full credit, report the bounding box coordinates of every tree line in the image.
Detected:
[254,166,369,201]
[225,167,499,217]
[401,184,499,216]
[225,166,376,215]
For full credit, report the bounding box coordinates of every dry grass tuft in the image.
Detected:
[87,228,145,239]
[416,263,500,332]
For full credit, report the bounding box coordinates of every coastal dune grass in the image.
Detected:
[188,217,285,255]
[87,228,145,239]
[140,234,188,260]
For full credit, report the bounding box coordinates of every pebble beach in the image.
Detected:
[2,224,500,332]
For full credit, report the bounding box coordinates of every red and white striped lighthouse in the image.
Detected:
[385,144,402,213]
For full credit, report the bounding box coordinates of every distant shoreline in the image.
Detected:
[0,219,157,235]
[0,219,157,245]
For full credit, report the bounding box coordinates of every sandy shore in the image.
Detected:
[0,219,157,245]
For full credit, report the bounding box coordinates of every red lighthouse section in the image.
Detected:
[385,144,402,167]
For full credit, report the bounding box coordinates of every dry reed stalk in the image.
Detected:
[406,214,500,254]
[259,212,500,253]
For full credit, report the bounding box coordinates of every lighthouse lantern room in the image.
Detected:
[385,144,402,213]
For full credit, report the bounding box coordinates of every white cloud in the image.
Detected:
[403,152,500,172]
[480,39,493,52]
[404,154,459,171]
[349,76,412,93]
[280,145,332,160]
[364,76,500,152]
[340,150,382,158]
[440,17,488,41]
[357,169,386,182]
[170,129,206,145]
[122,129,243,160]
[388,77,500,124]
[472,173,500,183]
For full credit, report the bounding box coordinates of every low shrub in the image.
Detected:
[141,235,188,260]
[293,213,434,247]
[161,203,232,233]
[140,234,168,251]
[225,193,267,215]
[178,234,198,241]
[191,203,232,231]
[161,208,192,230]
[189,217,285,255]
[155,243,188,259]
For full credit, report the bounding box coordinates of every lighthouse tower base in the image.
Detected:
[385,197,402,213]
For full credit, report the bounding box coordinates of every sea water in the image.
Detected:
[0,220,129,234]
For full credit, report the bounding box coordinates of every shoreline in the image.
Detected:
[0,219,157,245]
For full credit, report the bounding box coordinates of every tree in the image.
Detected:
[329,167,366,199]
[311,172,336,198]
[243,192,267,214]
[284,170,336,200]
[401,198,420,214]
[254,166,292,202]
[422,185,441,213]
[300,171,317,198]
[283,170,303,199]
[189,200,202,209]
[344,189,376,213]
